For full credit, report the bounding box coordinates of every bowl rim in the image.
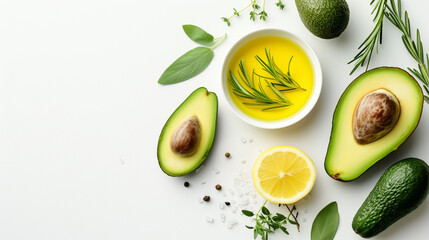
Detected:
[221,28,323,129]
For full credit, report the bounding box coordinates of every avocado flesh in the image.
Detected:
[157,87,218,176]
[295,0,349,39]
[325,67,423,181]
[352,158,429,238]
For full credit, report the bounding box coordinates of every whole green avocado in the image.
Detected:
[352,158,429,238]
[295,0,350,39]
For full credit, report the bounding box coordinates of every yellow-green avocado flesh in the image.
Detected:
[157,87,218,176]
[325,67,423,181]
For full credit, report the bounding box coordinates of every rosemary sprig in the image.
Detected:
[228,49,305,110]
[242,201,300,240]
[349,0,387,74]
[228,61,292,111]
[221,0,285,26]
[385,0,429,103]
[255,48,306,91]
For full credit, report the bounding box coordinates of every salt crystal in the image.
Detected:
[213,168,220,174]
[206,216,214,223]
[241,160,247,164]
[241,138,247,143]
[239,199,249,207]
[232,207,237,213]
[219,203,225,209]
[201,181,206,185]
[248,138,253,143]
[220,213,226,223]
[302,217,307,223]
[304,208,308,214]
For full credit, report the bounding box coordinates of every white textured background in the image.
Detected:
[1,0,428,239]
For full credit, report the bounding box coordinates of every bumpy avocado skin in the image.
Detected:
[352,158,429,238]
[295,0,350,39]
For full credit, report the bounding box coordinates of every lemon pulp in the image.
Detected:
[252,146,316,204]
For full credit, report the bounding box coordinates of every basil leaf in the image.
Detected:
[158,47,214,85]
[183,25,214,46]
[311,202,339,240]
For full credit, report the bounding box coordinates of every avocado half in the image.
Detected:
[325,67,423,181]
[157,87,218,176]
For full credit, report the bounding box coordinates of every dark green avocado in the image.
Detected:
[352,158,429,238]
[295,0,350,39]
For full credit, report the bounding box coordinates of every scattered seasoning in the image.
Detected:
[215,184,222,190]
[225,201,231,206]
[225,152,231,158]
[203,196,210,202]
[184,182,190,187]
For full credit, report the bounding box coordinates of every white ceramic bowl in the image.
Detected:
[221,29,322,129]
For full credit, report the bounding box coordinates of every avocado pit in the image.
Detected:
[170,116,201,156]
[353,89,401,144]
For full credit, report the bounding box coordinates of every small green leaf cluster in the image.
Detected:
[158,25,226,85]
[311,202,340,240]
[222,0,285,27]
[242,201,299,240]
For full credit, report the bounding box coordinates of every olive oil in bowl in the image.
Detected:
[222,29,322,129]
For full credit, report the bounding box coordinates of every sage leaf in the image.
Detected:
[311,202,339,240]
[183,25,214,46]
[158,47,214,85]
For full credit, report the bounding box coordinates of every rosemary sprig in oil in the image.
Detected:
[228,49,305,111]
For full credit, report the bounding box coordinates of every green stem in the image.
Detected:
[256,200,268,217]
[210,34,227,50]
[226,0,255,21]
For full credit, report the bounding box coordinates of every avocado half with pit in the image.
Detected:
[325,67,423,181]
[157,87,218,176]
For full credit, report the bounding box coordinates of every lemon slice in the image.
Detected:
[252,146,316,204]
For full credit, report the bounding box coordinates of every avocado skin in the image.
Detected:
[295,0,349,39]
[352,158,429,238]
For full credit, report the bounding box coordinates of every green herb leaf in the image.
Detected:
[158,47,214,85]
[311,202,340,240]
[221,17,231,26]
[243,200,299,240]
[182,25,214,46]
[242,210,255,217]
[276,0,285,10]
[261,206,270,215]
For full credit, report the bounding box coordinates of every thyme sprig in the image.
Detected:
[228,49,305,111]
[348,0,386,74]
[242,201,300,240]
[221,0,285,26]
[385,0,429,103]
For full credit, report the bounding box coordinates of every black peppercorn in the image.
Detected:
[203,196,210,202]
[225,202,231,206]
[225,152,231,158]
[215,184,222,190]
[184,182,190,187]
